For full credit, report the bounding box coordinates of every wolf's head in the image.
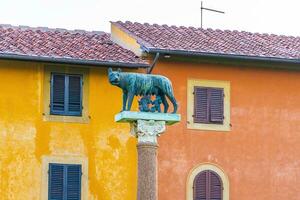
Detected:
[108,68,122,86]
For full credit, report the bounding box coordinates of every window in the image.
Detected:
[186,163,229,200]
[41,156,88,200]
[51,73,83,116]
[194,87,224,124]
[48,163,82,200]
[187,79,230,131]
[43,66,89,123]
[193,170,223,200]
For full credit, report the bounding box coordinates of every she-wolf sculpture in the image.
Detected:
[108,68,178,114]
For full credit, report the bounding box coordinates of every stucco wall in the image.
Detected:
[1,57,300,200]
[0,60,137,200]
[153,60,300,200]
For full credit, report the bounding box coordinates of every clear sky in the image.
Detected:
[1,0,299,36]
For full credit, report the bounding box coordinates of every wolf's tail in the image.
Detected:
[161,79,178,113]
[163,80,174,96]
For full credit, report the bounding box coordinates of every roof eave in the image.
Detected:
[142,46,300,65]
[0,53,150,68]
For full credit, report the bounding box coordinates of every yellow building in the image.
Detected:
[0,25,149,200]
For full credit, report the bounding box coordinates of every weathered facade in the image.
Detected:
[0,60,143,200]
[1,21,300,200]
[0,26,148,200]
[154,60,300,200]
[111,22,300,200]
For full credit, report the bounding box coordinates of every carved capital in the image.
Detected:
[131,120,166,144]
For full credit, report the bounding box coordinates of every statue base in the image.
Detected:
[115,111,180,200]
[115,111,181,125]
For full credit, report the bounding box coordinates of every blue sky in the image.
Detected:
[1,0,299,36]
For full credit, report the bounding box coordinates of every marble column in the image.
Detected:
[131,119,166,200]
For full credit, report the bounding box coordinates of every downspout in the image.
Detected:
[147,52,160,74]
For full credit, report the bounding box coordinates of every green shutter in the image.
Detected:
[49,164,64,200]
[49,163,82,200]
[66,165,82,200]
[50,73,82,116]
[51,74,65,114]
[68,75,82,116]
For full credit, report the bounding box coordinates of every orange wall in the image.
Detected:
[153,60,300,200]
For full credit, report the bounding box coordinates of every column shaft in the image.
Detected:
[137,142,158,200]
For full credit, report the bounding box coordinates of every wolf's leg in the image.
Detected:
[122,91,128,111]
[127,92,135,111]
[161,95,169,113]
[166,94,178,113]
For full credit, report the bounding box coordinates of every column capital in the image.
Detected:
[131,119,166,144]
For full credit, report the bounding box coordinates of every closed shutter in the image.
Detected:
[68,75,82,115]
[193,170,207,200]
[209,88,224,124]
[49,164,64,200]
[50,73,82,116]
[51,74,65,114]
[193,170,223,200]
[193,87,224,124]
[210,171,223,200]
[66,165,82,200]
[49,164,82,200]
[194,87,209,123]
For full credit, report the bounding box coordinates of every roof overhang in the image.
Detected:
[141,46,300,66]
[0,53,150,68]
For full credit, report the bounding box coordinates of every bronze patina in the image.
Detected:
[108,68,177,113]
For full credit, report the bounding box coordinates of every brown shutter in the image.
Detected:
[193,171,207,200]
[193,170,223,200]
[194,87,209,123]
[210,171,223,200]
[209,88,224,124]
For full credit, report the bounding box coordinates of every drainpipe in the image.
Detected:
[147,53,160,74]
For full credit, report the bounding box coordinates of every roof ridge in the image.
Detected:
[0,23,107,35]
[112,21,300,39]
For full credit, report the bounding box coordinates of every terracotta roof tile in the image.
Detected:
[0,24,148,66]
[112,21,300,60]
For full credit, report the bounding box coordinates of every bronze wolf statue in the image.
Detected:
[108,68,178,113]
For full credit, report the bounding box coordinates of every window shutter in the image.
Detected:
[210,171,223,200]
[209,88,224,124]
[194,87,209,123]
[68,75,82,115]
[49,164,82,200]
[49,164,64,200]
[193,171,207,200]
[50,73,83,116]
[66,165,82,200]
[51,74,65,114]
[193,170,223,200]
